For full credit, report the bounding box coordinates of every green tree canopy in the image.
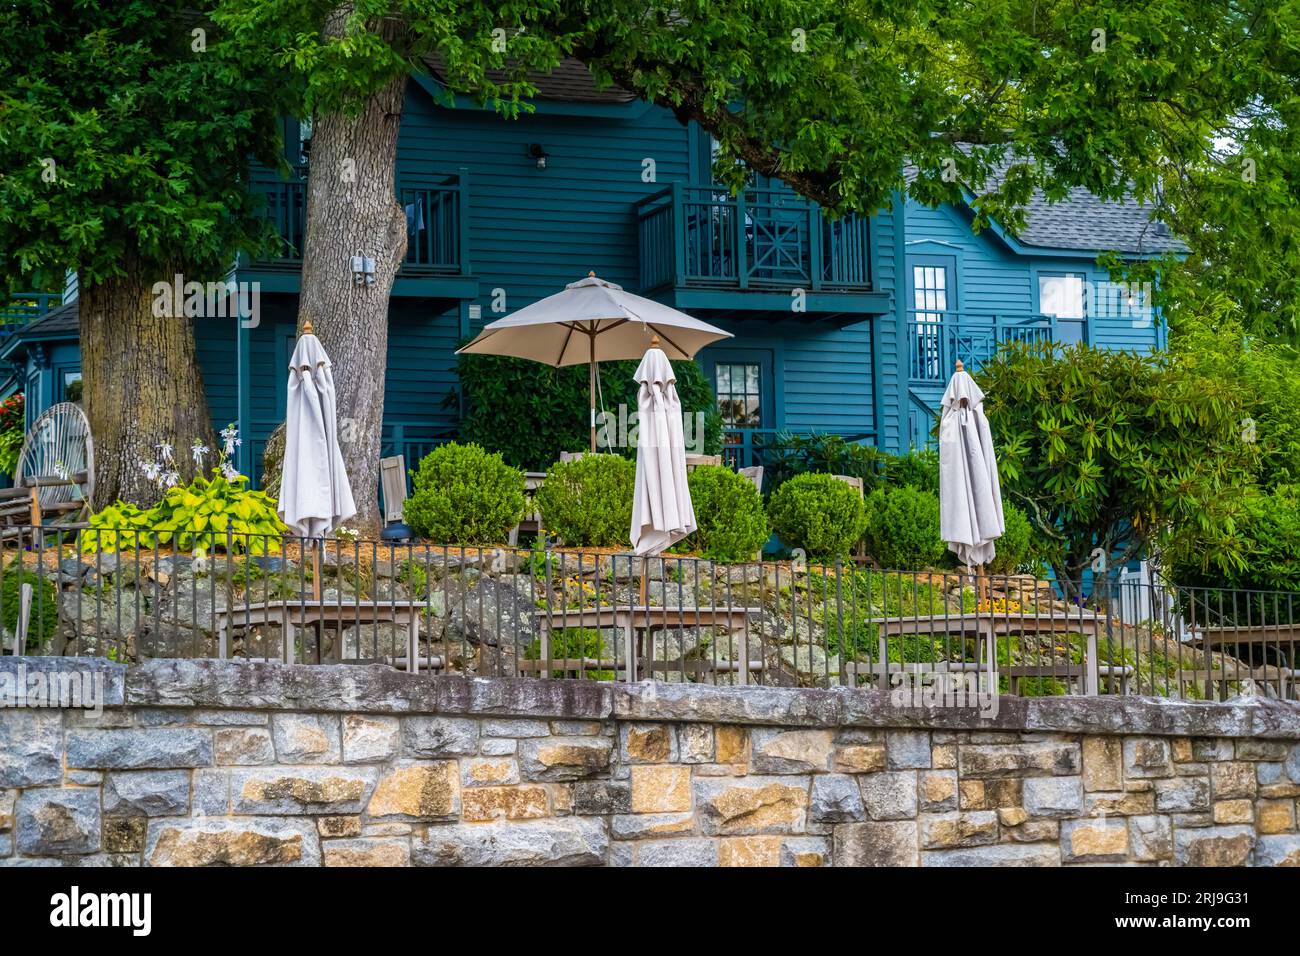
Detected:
[978,342,1256,595]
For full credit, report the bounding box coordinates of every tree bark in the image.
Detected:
[294,8,409,536]
[79,261,217,510]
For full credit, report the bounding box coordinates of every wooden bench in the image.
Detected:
[0,471,91,548]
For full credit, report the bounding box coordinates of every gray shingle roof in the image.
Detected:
[421,55,636,105]
[20,299,78,337]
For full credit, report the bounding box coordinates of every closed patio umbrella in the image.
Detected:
[457,273,731,451]
[630,337,696,556]
[939,359,1004,569]
[279,320,357,550]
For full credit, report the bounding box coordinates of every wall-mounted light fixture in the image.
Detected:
[528,143,549,170]
[351,252,376,287]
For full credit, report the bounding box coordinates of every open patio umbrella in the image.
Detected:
[630,336,696,556]
[938,359,1004,570]
[279,320,356,598]
[457,273,731,451]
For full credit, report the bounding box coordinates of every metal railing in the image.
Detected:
[249,168,470,276]
[0,292,61,333]
[636,182,873,294]
[3,526,1295,702]
[906,310,1071,384]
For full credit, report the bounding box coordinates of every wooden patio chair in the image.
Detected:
[738,465,764,494]
[3,402,93,547]
[685,454,722,470]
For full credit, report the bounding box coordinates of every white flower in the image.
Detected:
[162,469,180,488]
[220,461,241,482]
[191,441,209,466]
[157,442,174,462]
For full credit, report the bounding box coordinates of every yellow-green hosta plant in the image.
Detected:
[84,470,287,554]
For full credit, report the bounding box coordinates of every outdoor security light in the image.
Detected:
[528,143,549,169]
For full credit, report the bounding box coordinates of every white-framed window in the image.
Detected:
[1038,273,1087,345]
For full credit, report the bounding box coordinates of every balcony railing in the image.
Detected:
[249,169,470,277]
[636,183,872,295]
[0,292,61,335]
[907,310,1074,384]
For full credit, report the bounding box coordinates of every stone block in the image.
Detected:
[610,813,694,839]
[714,726,748,764]
[367,761,459,820]
[1235,739,1289,761]
[1212,799,1254,824]
[341,715,399,763]
[1210,761,1256,800]
[958,742,1079,778]
[679,724,714,764]
[959,778,1022,811]
[631,765,693,813]
[1082,737,1123,791]
[402,716,480,756]
[15,789,101,856]
[519,737,612,782]
[834,744,886,774]
[695,776,809,835]
[103,817,146,854]
[66,729,212,770]
[103,770,190,817]
[214,728,276,766]
[412,819,608,866]
[750,728,834,773]
[1154,776,1210,812]
[1128,815,1173,862]
[573,780,631,815]
[859,771,918,821]
[1256,834,1300,867]
[886,730,932,770]
[482,719,550,738]
[461,758,520,788]
[1022,776,1084,818]
[833,821,918,867]
[1174,825,1255,866]
[920,811,998,849]
[1084,790,1154,817]
[322,838,410,867]
[621,724,677,763]
[146,818,320,866]
[919,771,958,812]
[718,836,782,867]
[810,774,865,822]
[461,785,549,822]
[270,714,341,764]
[1061,818,1129,862]
[1256,799,1296,835]
[317,816,362,838]
[780,836,831,867]
[633,838,717,867]
[231,766,378,815]
[0,711,62,786]
[1123,737,1173,778]
[922,843,1059,867]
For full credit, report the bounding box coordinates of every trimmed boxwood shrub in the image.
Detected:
[404,442,525,544]
[536,454,636,547]
[1,563,59,650]
[679,465,769,562]
[861,486,947,570]
[767,473,866,561]
[987,502,1041,575]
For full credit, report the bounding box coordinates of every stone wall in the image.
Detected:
[2,659,1300,866]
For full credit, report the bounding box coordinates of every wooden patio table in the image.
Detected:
[214,600,427,671]
[845,610,1110,695]
[525,605,763,684]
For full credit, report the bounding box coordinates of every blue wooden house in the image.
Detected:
[1,59,1183,484]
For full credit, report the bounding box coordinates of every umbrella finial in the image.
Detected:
[954,358,964,372]
[301,319,314,336]
[650,332,660,348]
[588,270,595,277]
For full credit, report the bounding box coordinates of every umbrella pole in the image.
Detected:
[589,330,598,452]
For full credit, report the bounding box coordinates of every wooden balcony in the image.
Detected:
[636,183,887,318]
[906,310,1074,385]
[246,168,475,298]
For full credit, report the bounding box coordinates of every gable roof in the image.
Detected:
[905,156,1186,256]
[420,55,636,105]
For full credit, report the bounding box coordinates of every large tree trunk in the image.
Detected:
[79,261,216,510]
[294,9,409,536]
